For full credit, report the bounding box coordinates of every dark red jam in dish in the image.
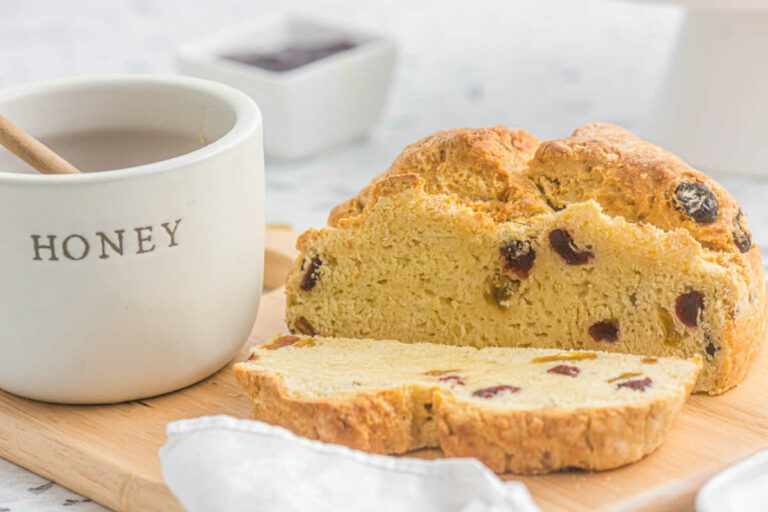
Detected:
[224,40,356,72]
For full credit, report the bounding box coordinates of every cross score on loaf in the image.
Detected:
[284,123,766,395]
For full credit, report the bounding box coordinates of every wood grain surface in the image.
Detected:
[0,228,765,512]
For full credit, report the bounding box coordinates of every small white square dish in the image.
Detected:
[176,14,397,160]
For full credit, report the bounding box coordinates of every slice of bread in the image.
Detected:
[285,124,766,394]
[233,334,700,474]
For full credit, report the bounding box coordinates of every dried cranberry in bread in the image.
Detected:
[233,335,700,474]
[286,124,766,394]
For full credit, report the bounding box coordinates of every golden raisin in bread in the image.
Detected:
[233,335,700,474]
[286,124,766,394]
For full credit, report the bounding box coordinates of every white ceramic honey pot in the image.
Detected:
[0,75,264,403]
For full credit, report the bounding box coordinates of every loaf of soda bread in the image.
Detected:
[233,334,700,474]
[285,123,766,394]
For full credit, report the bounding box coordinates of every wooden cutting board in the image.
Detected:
[0,227,766,512]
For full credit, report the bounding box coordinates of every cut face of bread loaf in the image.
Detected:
[233,335,700,474]
[286,124,766,394]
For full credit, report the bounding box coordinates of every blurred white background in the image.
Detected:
[0,0,682,138]
[0,0,689,232]
[0,1,765,510]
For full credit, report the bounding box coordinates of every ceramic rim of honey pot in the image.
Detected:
[0,74,261,182]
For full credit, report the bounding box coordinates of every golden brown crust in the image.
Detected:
[436,377,694,473]
[233,365,436,454]
[527,122,750,254]
[327,126,546,226]
[233,355,698,474]
[332,122,754,256]
[711,253,767,394]
[367,174,425,209]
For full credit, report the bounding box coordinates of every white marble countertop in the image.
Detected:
[1,0,767,510]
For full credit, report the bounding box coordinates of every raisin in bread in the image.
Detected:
[285,123,766,395]
[233,334,700,474]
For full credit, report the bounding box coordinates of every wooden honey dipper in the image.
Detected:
[0,113,81,174]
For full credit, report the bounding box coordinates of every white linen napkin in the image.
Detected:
[159,415,540,512]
